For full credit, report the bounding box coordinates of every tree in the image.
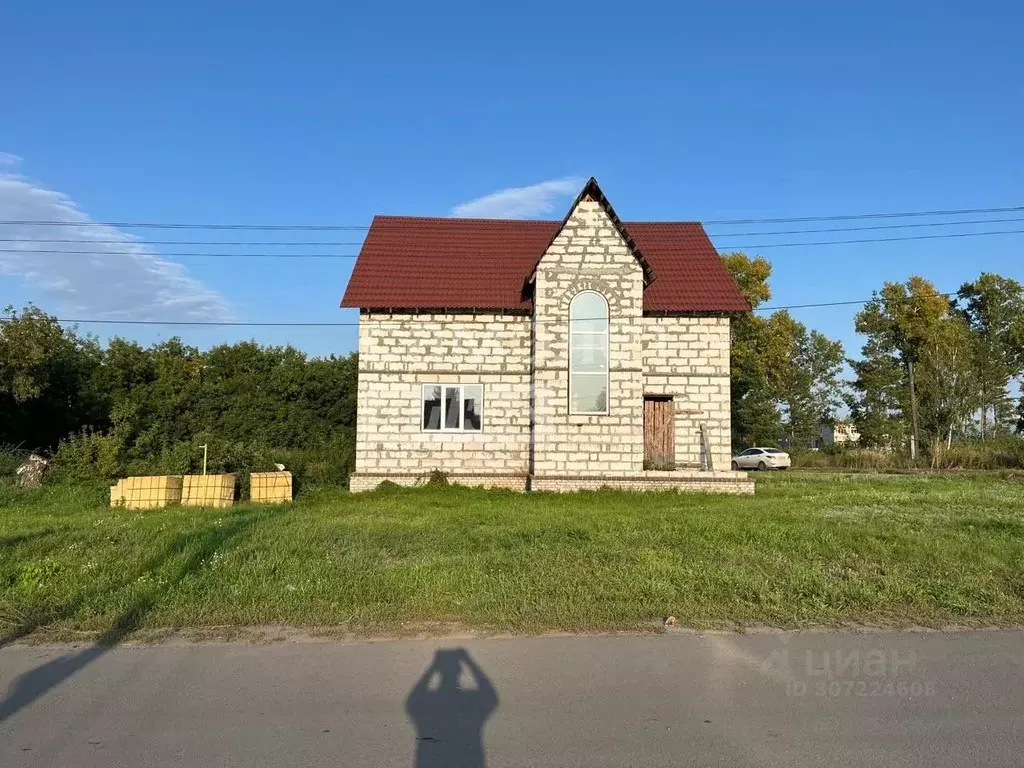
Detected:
[100,338,158,407]
[847,333,908,449]
[721,253,845,449]
[915,312,977,451]
[764,312,845,448]
[0,305,106,450]
[851,276,979,455]
[0,303,360,461]
[955,273,1024,438]
[721,252,772,308]
[793,327,845,444]
[763,312,807,444]
[722,253,784,448]
[0,304,67,403]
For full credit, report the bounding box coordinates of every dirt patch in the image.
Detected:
[7,619,1024,649]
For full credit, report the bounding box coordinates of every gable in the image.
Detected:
[340,179,751,314]
[529,177,655,286]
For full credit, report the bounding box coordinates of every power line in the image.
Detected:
[0,248,359,259]
[5,215,1024,247]
[0,239,365,246]
[717,228,1024,250]
[0,318,361,327]
[0,293,957,327]
[2,203,1022,231]
[0,220,370,231]
[754,293,955,312]
[710,215,1024,238]
[3,227,1024,260]
[703,205,1024,226]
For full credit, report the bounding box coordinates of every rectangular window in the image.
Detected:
[422,384,484,432]
[463,384,483,430]
[423,385,442,430]
[444,387,460,429]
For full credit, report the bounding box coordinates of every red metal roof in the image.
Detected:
[340,214,750,313]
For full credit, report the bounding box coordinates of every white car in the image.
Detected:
[731,447,791,471]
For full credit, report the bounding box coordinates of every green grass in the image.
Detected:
[2,473,1024,640]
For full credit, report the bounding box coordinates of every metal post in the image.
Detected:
[908,360,920,460]
[201,444,208,476]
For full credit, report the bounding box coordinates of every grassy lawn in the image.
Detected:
[2,473,1023,641]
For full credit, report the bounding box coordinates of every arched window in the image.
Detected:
[569,291,609,414]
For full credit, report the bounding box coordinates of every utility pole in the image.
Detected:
[908,360,920,460]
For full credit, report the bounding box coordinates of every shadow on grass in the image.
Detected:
[0,505,282,723]
[0,528,63,549]
[957,518,1024,534]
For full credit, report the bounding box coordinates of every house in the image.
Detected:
[818,421,861,449]
[341,178,754,494]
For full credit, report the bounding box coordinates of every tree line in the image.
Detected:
[1,305,357,482]
[2,257,1023,482]
[724,255,1024,455]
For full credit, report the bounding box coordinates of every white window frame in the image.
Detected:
[568,290,610,416]
[420,383,484,433]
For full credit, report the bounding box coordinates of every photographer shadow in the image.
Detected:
[406,648,498,768]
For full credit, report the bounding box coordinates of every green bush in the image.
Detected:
[122,435,276,498]
[266,434,356,492]
[791,439,1024,472]
[0,443,31,479]
[792,448,920,471]
[426,468,450,486]
[48,429,124,483]
[934,438,1024,470]
[49,429,355,496]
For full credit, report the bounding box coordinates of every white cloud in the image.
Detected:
[450,177,584,219]
[0,153,22,168]
[0,162,232,322]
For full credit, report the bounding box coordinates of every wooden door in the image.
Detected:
[644,396,675,469]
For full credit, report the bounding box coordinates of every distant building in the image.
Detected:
[817,421,860,449]
[779,421,861,450]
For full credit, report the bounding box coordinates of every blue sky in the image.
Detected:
[1,1,1022,359]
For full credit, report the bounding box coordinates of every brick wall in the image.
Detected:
[355,314,532,477]
[641,316,732,470]
[530,472,753,494]
[352,200,738,492]
[532,199,645,476]
[349,473,528,492]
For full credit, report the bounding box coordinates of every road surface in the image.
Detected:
[1,629,1022,767]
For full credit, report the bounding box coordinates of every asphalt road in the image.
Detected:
[1,629,1022,767]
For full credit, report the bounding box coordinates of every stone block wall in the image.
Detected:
[530,470,753,494]
[348,473,527,492]
[641,316,732,470]
[356,313,532,478]
[532,199,646,476]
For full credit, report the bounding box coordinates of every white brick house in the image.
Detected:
[342,178,754,493]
